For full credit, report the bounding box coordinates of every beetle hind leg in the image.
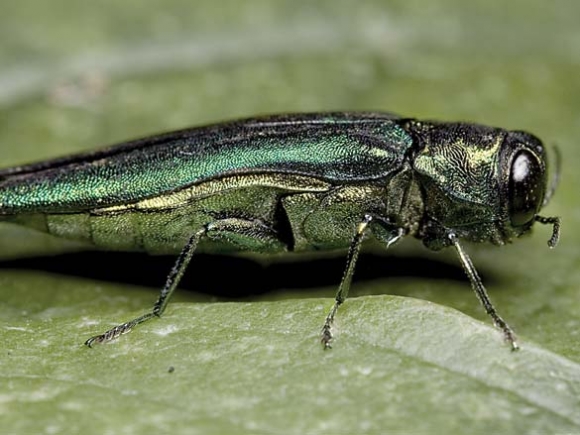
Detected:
[205,217,288,252]
[85,226,205,346]
[85,217,288,346]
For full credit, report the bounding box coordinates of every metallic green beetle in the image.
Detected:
[0,112,560,349]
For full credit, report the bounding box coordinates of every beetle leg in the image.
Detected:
[85,217,287,346]
[321,214,402,349]
[449,233,519,351]
[205,217,287,252]
[85,227,206,346]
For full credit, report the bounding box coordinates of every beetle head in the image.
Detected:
[408,121,559,249]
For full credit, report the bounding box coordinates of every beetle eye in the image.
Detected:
[508,151,545,227]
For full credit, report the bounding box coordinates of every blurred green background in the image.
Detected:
[1,1,579,434]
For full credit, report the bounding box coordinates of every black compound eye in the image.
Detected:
[508,151,545,227]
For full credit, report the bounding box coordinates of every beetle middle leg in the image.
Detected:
[321,214,403,349]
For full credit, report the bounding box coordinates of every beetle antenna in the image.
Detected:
[543,145,561,207]
[534,215,561,248]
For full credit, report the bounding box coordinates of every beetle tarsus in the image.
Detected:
[85,322,134,347]
[321,303,340,349]
[321,327,333,349]
[495,320,519,351]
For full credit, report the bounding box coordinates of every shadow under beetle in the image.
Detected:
[0,112,561,350]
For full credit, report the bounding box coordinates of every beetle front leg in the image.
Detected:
[449,233,519,351]
[321,214,403,349]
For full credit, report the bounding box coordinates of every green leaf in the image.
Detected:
[3,296,580,433]
[1,1,579,434]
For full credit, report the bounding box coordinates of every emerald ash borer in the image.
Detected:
[0,112,560,350]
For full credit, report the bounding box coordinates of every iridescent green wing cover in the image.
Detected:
[0,112,412,214]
